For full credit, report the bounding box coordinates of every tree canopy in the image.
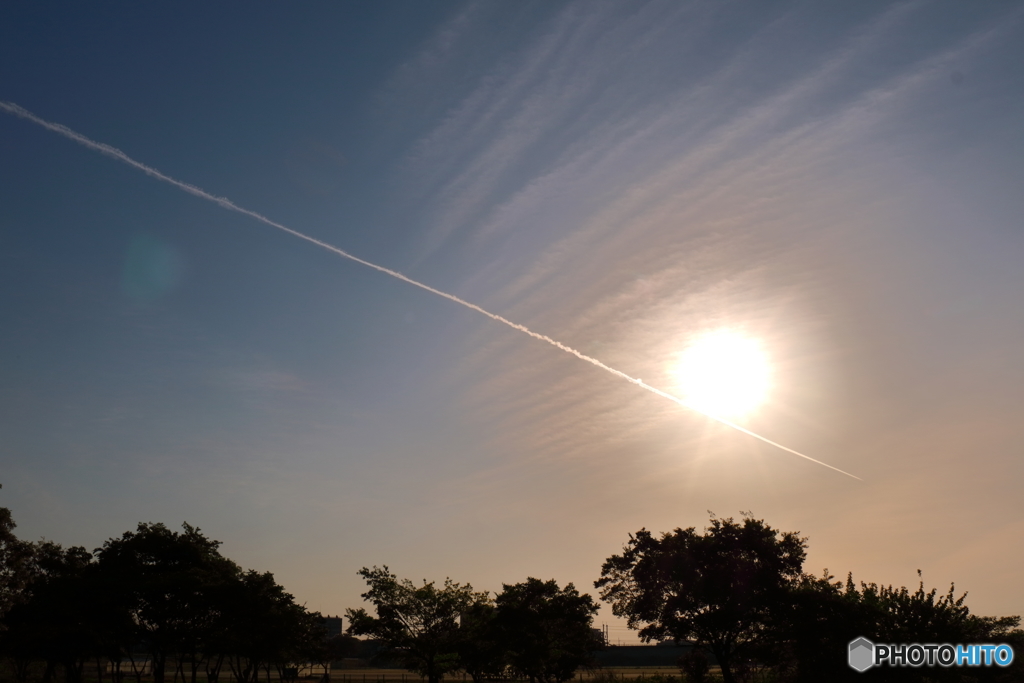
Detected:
[595,515,806,683]
[346,566,489,683]
[94,522,243,683]
[5,487,1021,683]
[596,514,1023,683]
[776,569,1024,682]
[346,570,602,683]
[494,578,602,683]
[0,492,37,624]
[0,508,327,683]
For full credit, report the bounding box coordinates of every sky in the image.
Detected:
[2,1,1023,643]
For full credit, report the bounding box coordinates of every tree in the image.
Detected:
[775,569,1024,683]
[219,570,324,683]
[346,566,490,683]
[1,541,97,683]
[1,504,325,683]
[2,491,122,683]
[456,602,504,683]
[94,522,241,683]
[594,516,806,683]
[0,487,37,624]
[494,578,602,683]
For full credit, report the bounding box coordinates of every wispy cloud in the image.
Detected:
[408,0,1022,484]
[1,99,858,477]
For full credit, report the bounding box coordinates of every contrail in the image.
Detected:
[0,100,861,481]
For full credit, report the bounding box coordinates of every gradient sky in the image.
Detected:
[2,1,1023,643]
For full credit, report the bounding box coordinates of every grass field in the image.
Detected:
[330,667,725,683]
[0,665,734,683]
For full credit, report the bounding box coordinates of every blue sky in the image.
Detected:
[2,1,1023,640]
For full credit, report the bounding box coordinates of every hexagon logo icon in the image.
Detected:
[848,637,875,672]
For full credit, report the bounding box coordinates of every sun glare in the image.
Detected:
[671,331,771,419]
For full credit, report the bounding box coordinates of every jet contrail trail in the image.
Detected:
[0,100,861,481]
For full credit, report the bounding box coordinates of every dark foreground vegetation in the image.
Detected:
[0,507,334,683]
[2,487,1021,683]
[595,516,1023,683]
[345,568,601,683]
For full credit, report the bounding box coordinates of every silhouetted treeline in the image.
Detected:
[0,510,338,683]
[345,568,603,683]
[596,515,1024,683]
[5,496,1024,683]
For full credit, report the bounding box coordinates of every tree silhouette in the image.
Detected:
[220,569,324,683]
[494,578,602,683]
[95,523,241,683]
[456,601,504,683]
[2,542,95,683]
[775,569,1024,682]
[346,566,489,683]
[0,489,37,625]
[595,515,806,683]
[0,500,332,683]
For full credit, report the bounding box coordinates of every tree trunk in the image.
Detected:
[153,653,167,683]
[108,659,123,683]
[63,657,85,683]
[206,654,224,683]
[718,659,735,683]
[133,656,144,683]
[711,646,734,683]
[13,656,32,682]
[126,653,143,683]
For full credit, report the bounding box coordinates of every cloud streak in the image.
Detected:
[0,100,860,480]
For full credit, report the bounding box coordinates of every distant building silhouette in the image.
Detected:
[323,615,343,638]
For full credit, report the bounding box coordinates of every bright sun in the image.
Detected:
[671,330,771,419]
